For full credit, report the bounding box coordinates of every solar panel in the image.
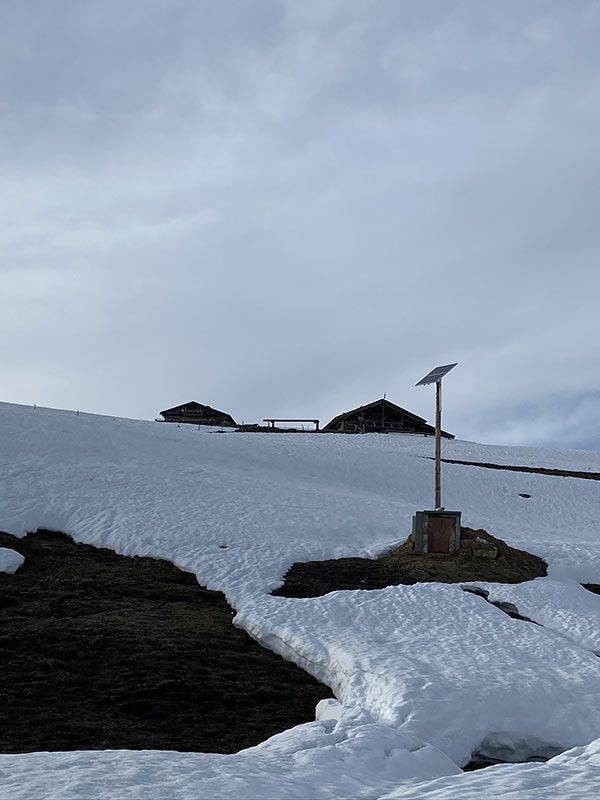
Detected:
[415,363,458,386]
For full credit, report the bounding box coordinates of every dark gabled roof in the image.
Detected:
[324,398,427,430]
[160,401,232,417]
[323,397,454,438]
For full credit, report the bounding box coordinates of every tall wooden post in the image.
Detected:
[416,363,457,513]
[435,380,442,509]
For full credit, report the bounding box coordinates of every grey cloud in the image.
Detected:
[461,392,600,451]
[1,1,599,449]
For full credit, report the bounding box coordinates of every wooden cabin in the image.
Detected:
[322,398,454,438]
[160,401,237,427]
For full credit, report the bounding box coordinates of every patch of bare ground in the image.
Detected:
[583,584,600,596]
[273,528,547,598]
[0,529,332,754]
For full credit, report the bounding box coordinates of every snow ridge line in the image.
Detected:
[233,607,372,716]
[234,616,337,695]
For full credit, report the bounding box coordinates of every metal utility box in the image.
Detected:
[412,510,461,555]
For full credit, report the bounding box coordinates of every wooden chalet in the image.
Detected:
[322,398,454,438]
[160,401,237,427]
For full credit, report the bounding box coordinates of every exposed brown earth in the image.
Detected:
[0,529,332,755]
[583,584,600,596]
[273,527,547,598]
[0,524,553,770]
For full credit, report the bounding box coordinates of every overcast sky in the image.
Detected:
[2,0,600,449]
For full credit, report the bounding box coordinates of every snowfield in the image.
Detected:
[1,401,600,799]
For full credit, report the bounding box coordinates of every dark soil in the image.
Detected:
[0,529,332,755]
[273,527,547,598]
[583,584,600,596]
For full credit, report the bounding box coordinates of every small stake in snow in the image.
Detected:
[416,363,457,510]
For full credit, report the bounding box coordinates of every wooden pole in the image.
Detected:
[435,380,442,509]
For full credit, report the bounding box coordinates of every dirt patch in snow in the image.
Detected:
[583,584,600,596]
[273,527,547,598]
[0,529,332,754]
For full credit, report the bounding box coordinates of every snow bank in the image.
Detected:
[0,703,458,800]
[380,737,600,799]
[477,578,600,653]
[0,547,24,574]
[236,583,600,766]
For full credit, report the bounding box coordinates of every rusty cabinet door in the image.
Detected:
[427,516,455,554]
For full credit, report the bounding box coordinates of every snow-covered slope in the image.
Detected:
[1,401,599,799]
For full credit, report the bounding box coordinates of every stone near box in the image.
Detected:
[472,536,498,559]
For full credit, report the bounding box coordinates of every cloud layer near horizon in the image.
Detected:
[2,1,600,448]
